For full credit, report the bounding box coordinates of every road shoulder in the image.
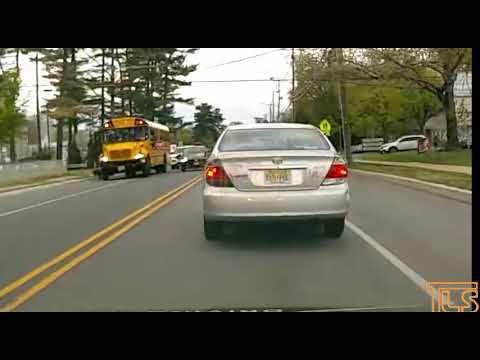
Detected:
[0,176,94,196]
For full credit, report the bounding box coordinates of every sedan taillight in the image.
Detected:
[205,163,233,187]
[322,158,348,186]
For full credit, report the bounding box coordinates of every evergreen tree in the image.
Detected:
[193,103,225,147]
[126,48,198,127]
[41,48,87,161]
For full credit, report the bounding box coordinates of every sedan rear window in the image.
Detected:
[219,128,331,152]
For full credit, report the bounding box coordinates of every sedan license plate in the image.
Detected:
[264,169,291,184]
[194,160,200,165]
[118,165,125,172]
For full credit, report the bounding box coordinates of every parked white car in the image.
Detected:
[379,135,426,154]
[170,152,181,169]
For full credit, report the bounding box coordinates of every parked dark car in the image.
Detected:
[177,146,210,171]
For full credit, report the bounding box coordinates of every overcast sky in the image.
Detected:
[17,48,293,125]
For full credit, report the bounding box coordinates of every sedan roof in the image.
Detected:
[226,123,318,130]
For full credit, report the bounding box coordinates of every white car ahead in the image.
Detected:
[202,123,350,240]
[380,135,426,154]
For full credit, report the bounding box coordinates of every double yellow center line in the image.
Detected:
[0,175,203,312]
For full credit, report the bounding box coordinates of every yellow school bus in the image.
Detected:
[99,117,170,180]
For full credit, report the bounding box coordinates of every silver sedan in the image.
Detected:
[202,123,350,240]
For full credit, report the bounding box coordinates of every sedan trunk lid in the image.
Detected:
[218,150,335,191]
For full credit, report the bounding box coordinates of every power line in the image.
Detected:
[199,49,288,70]
[20,84,53,88]
[20,79,289,88]
[18,77,433,89]
[189,78,290,83]
[83,49,103,68]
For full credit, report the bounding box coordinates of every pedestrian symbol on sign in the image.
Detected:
[319,119,332,136]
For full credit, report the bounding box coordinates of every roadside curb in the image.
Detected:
[350,169,472,195]
[0,176,93,195]
[354,159,472,175]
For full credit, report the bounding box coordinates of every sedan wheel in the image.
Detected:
[324,218,345,238]
[204,218,222,240]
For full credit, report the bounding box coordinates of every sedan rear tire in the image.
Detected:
[204,218,222,240]
[324,218,345,238]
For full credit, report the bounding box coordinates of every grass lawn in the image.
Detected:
[351,163,472,191]
[357,149,472,167]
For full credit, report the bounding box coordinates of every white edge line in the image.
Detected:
[304,305,424,312]
[345,220,441,307]
[0,180,131,218]
[351,169,472,194]
[0,177,92,198]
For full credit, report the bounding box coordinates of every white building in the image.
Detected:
[424,72,472,148]
[454,72,472,146]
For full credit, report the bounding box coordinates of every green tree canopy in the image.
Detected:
[293,48,456,147]
[348,48,471,149]
[125,48,198,127]
[193,103,225,147]
[0,71,27,150]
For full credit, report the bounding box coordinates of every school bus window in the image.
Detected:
[104,127,147,143]
[148,128,154,140]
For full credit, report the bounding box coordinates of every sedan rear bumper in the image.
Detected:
[203,182,350,222]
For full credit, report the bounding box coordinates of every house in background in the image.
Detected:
[454,72,472,147]
[424,72,472,148]
[424,113,447,148]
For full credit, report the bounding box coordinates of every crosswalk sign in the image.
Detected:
[319,119,332,136]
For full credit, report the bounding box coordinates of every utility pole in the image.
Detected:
[101,48,106,126]
[35,54,42,153]
[335,48,352,165]
[277,80,281,122]
[125,48,133,116]
[110,48,115,118]
[272,90,275,123]
[46,104,51,154]
[291,48,295,122]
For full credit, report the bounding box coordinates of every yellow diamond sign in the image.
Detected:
[319,119,332,136]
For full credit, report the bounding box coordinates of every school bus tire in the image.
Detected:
[142,159,151,177]
[126,167,135,178]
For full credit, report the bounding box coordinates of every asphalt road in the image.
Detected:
[0,169,471,312]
